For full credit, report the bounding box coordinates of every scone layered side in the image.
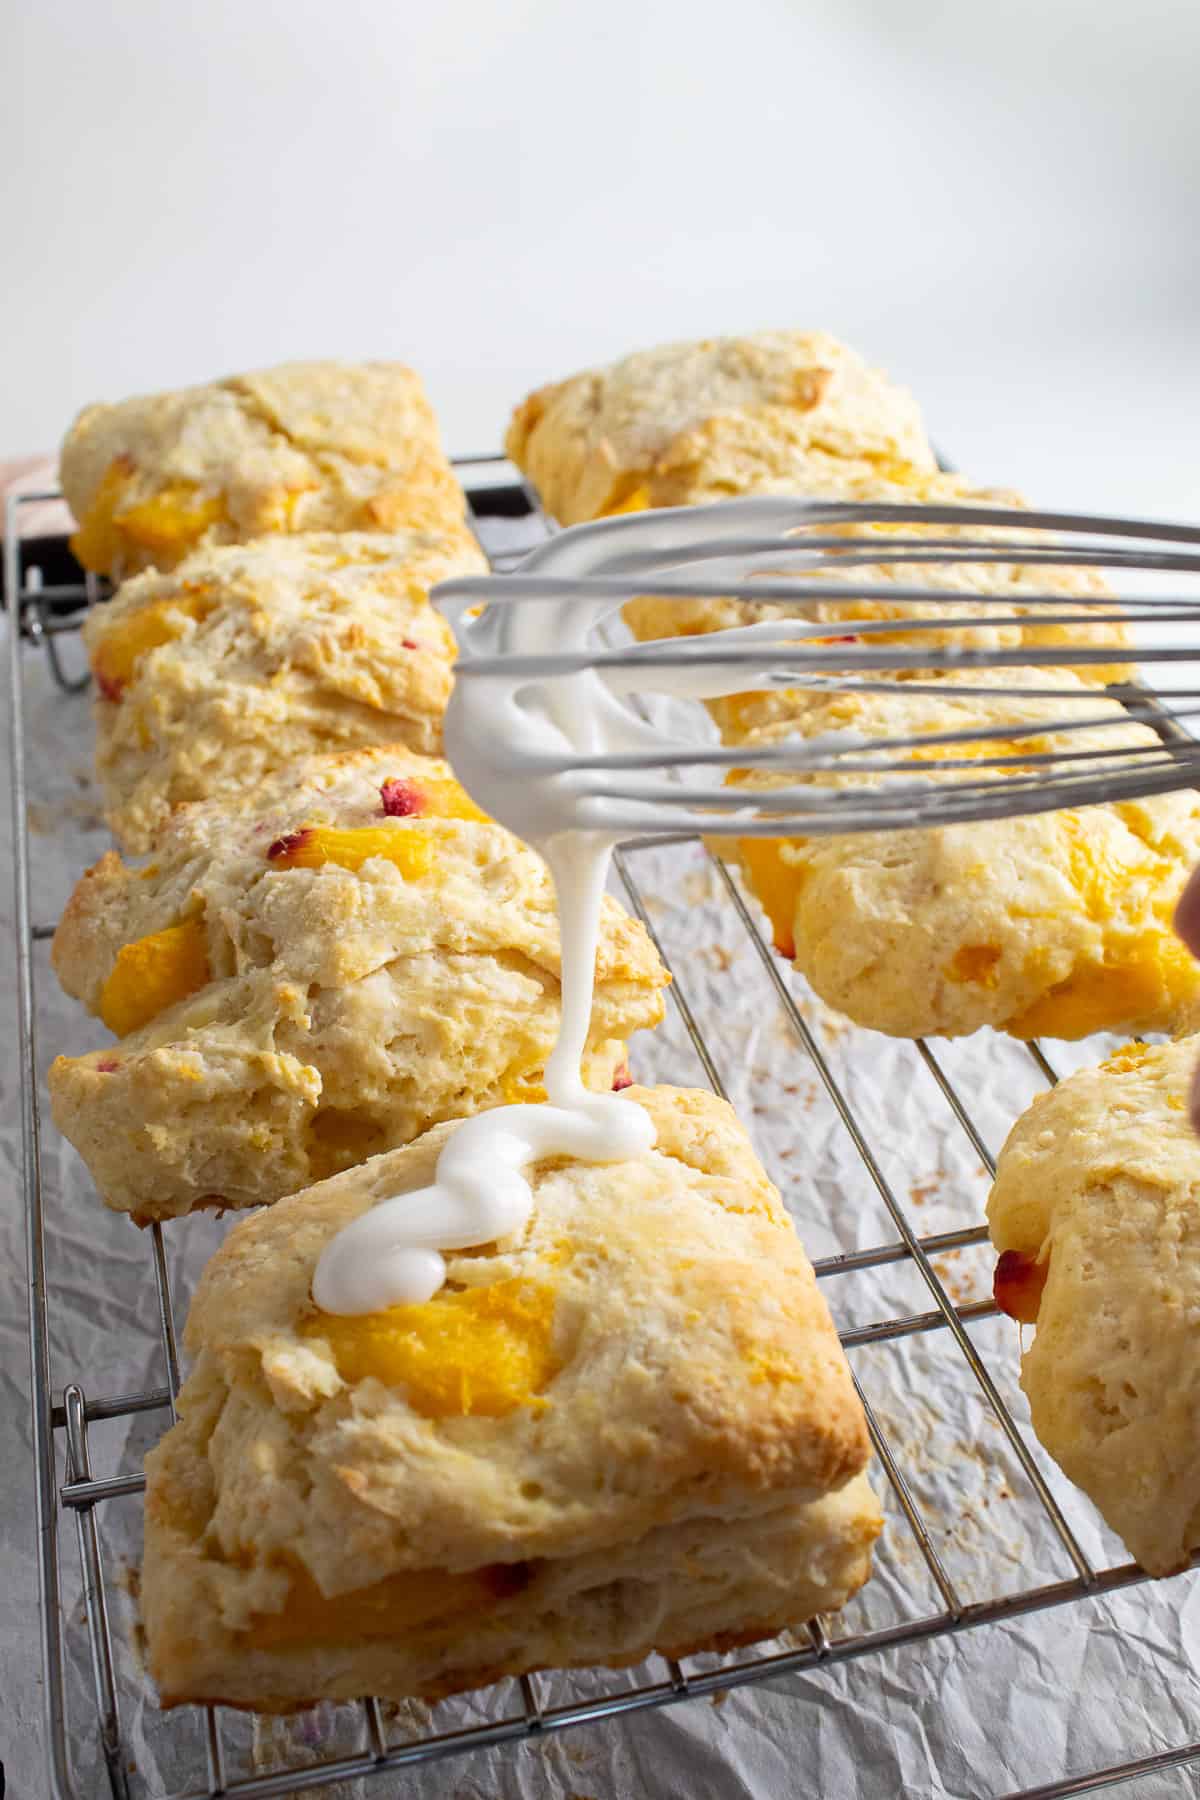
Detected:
[60,360,467,576]
[49,745,668,1219]
[147,1453,880,1712]
[80,528,484,851]
[624,465,1131,722]
[505,329,935,526]
[142,1086,880,1706]
[988,1039,1200,1575]
[722,670,1200,1041]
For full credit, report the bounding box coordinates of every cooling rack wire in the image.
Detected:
[7,460,1200,1800]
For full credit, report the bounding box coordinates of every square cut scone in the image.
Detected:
[141,1085,881,1708]
[722,669,1200,1041]
[622,465,1131,729]
[505,328,936,526]
[61,360,467,577]
[49,746,668,1222]
[989,1039,1200,1575]
[505,337,1128,699]
[81,528,484,853]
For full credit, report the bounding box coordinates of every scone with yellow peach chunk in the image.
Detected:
[623,466,1131,727]
[49,745,668,1222]
[83,528,484,852]
[505,328,935,526]
[989,1039,1200,1575]
[61,359,467,577]
[505,335,1128,698]
[722,669,1200,1040]
[141,1084,881,1709]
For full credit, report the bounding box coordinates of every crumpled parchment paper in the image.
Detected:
[3,507,1199,1799]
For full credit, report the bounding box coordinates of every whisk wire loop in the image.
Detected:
[439,497,1200,839]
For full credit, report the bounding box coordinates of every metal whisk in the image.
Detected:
[434,496,1200,839]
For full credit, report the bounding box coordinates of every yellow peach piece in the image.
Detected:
[98,918,210,1037]
[245,1562,527,1650]
[69,458,134,572]
[303,1278,560,1418]
[113,484,225,556]
[380,774,488,824]
[266,824,434,881]
[90,591,212,699]
[947,945,1002,987]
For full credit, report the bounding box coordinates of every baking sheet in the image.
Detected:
[4,517,1200,1797]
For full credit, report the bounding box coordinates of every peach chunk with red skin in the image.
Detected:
[379,775,489,824]
[993,1249,1048,1325]
[380,777,425,818]
[267,828,318,863]
[265,823,434,880]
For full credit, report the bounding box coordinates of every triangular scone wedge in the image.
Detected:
[142,1085,881,1709]
[49,745,668,1221]
[505,328,934,526]
[988,1039,1200,1575]
[82,528,486,852]
[721,670,1200,1041]
[61,359,467,578]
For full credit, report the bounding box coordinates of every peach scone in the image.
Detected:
[722,669,1200,1040]
[505,328,935,526]
[989,1039,1200,1575]
[141,1085,881,1709]
[622,465,1131,730]
[49,746,668,1222]
[82,528,484,852]
[61,359,467,577]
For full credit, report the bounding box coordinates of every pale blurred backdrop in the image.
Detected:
[6,0,1200,510]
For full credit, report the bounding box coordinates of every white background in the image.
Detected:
[6,0,1199,515]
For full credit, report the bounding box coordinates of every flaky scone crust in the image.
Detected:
[505,330,934,525]
[83,529,485,851]
[724,669,1200,1040]
[988,1039,1200,1575]
[61,360,467,576]
[49,745,667,1218]
[142,1085,880,1706]
[623,466,1131,720]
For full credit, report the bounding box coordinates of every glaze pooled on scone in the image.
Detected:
[313,510,862,1313]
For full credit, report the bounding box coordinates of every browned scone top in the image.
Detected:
[505,328,935,525]
[989,1039,1200,1576]
[61,359,467,576]
[142,1084,880,1709]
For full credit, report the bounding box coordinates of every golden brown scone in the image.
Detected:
[624,466,1131,726]
[505,329,935,525]
[723,669,1200,1040]
[61,360,467,576]
[82,529,484,852]
[989,1039,1200,1575]
[141,1085,881,1708]
[49,746,668,1221]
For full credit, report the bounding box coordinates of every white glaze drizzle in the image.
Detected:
[310,830,653,1313]
[312,502,866,1315]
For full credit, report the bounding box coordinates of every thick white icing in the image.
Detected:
[312,500,868,1315]
[310,830,654,1313]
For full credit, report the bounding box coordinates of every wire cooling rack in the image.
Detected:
[8,462,1200,1800]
